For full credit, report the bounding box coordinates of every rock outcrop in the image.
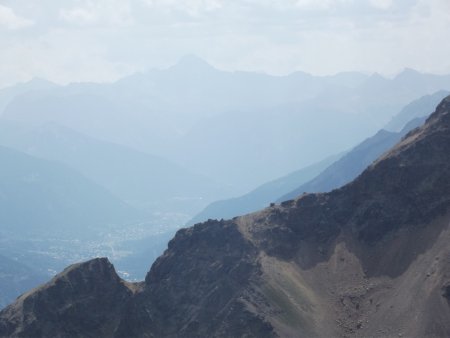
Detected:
[0,258,139,337]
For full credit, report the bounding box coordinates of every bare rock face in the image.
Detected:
[115,220,274,338]
[0,258,136,337]
[1,96,450,337]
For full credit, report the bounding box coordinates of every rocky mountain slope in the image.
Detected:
[1,96,450,337]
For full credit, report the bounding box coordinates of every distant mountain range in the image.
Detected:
[3,57,450,190]
[0,120,230,216]
[187,155,339,225]
[385,90,450,131]
[0,145,140,238]
[0,78,57,115]
[1,95,449,337]
[278,116,425,203]
[190,91,447,224]
[279,90,450,201]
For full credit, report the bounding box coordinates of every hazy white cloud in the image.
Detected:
[0,4,33,30]
[59,0,134,26]
[59,7,97,25]
[0,28,136,87]
[369,0,393,10]
[142,0,223,17]
[1,0,450,88]
[293,0,339,10]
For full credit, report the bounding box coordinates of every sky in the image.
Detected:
[0,0,450,88]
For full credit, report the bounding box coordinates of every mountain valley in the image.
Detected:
[1,95,449,337]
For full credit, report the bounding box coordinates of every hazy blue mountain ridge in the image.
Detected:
[279,116,427,202]
[3,59,450,189]
[187,154,340,225]
[0,121,230,216]
[190,92,442,224]
[0,145,141,238]
[384,90,450,131]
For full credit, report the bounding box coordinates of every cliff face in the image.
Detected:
[1,96,450,338]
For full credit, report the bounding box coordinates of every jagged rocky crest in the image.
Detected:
[0,258,140,337]
[1,96,450,337]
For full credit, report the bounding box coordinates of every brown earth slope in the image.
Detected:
[1,96,450,337]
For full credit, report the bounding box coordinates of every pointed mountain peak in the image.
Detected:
[368,72,387,80]
[24,77,58,88]
[0,258,134,337]
[59,257,119,281]
[178,54,211,66]
[170,54,216,73]
[362,72,388,86]
[18,258,124,297]
[395,67,422,80]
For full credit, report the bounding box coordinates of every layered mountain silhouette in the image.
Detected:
[1,96,449,337]
[190,91,446,224]
[385,90,449,131]
[169,83,450,188]
[0,145,140,238]
[0,78,56,114]
[0,120,228,215]
[3,59,450,190]
[278,116,425,203]
[187,155,339,226]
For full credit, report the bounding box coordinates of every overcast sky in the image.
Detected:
[0,0,449,88]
